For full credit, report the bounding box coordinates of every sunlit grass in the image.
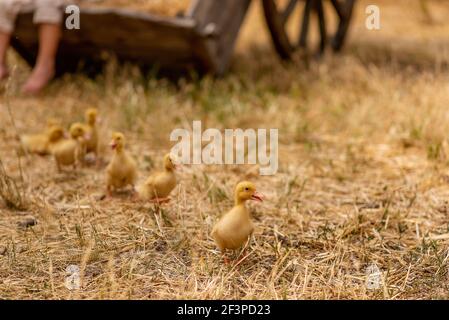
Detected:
[1,0,449,299]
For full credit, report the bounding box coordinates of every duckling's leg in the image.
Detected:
[95,154,102,168]
[218,250,229,264]
[130,185,140,201]
[106,185,113,197]
[219,248,230,264]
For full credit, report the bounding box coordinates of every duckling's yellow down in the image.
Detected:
[137,154,177,200]
[211,181,263,251]
[81,108,99,155]
[106,132,137,193]
[50,124,87,171]
[20,119,62,155]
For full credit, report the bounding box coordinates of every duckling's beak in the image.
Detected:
[84,133,92,140]
[251,191,264,202]
[110,140,117,150]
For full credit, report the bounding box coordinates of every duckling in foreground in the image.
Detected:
[137,154,178,204]
[80,108,99,158]
[20,119,61,155]
[50,124,87,172]
[211,181,264,263]
[105,132,138,196]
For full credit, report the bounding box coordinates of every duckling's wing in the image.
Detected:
[211,209,232,237]
[137,172,164,199]
[145,172,169,188]
[144,172,160,187]
[216,207,251,238]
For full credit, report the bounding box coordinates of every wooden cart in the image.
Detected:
[12,0,356,76]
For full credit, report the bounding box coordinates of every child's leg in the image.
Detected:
[0,32,11,80]
[22,1,63,94]
[0,1,22,80]
[22,23,61,94]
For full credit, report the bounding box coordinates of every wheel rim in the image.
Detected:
[262,0,356,59]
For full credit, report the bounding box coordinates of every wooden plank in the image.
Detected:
[11,1,251,76]
[191,0,252,75]
[12,8,209,75]
[215,0,252,74]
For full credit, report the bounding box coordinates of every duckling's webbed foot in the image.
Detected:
[106,186,113,198]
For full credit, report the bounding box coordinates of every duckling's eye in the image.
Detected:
[245,187,249,191]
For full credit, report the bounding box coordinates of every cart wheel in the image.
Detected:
[262,0,356,59]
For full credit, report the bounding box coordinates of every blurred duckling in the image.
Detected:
[20,133,50,155]
[70,123,88,166]
[105,132,137,196]
[20,118,61,155]
[137,154,178,203]
[50,124,87,172]
[47,125,65,145]
[81,108,99,158]
[211,181,263,263]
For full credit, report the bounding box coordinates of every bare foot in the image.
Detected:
[21,62,55,94]
[0,65,9,80]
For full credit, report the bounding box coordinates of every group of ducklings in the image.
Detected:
[19,109,264,263]
[20,109,98,170]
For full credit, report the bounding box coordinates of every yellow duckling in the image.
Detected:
[20,118,62,155]
[137,154,178,203]
[211,181,264,262]
[105,132,138,196]
[45,125,65,149]
[81,108,99,157]
[50,124,87,172]
[20,133,49,155]
[70,123,88,166]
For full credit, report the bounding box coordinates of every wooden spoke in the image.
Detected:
[298,0,313,48]
[281,0,299,25]
[331,0,356,51]
[330,0,344,20]
[315,0,327,54]
[263,0,356,59]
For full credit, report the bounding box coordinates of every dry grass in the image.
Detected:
[1,0,449,299]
